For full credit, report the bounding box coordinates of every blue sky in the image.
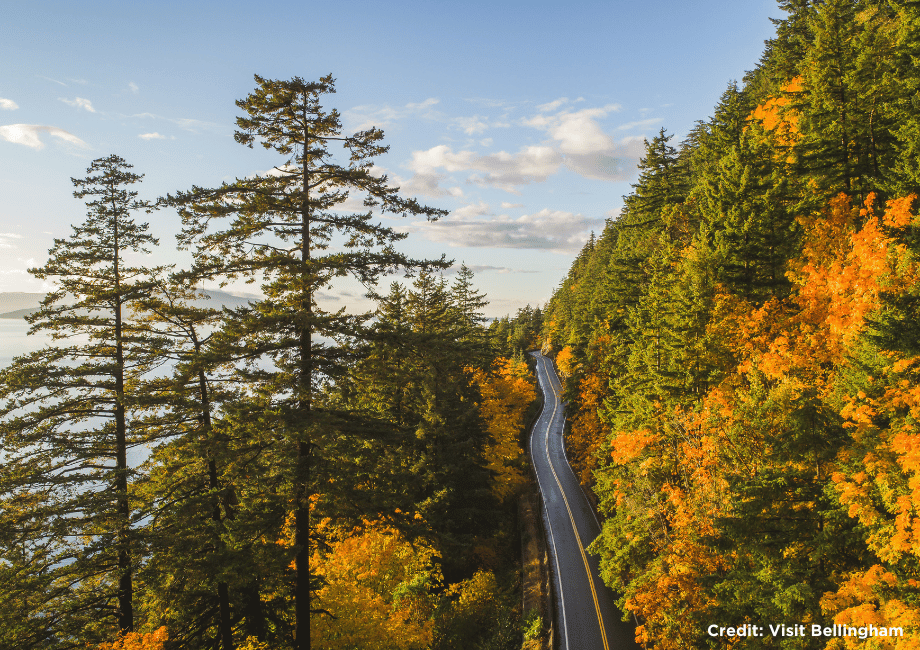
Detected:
[1,0,779,317]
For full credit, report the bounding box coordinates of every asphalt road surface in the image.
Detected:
[529,352,640,650]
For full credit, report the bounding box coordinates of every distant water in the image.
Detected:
[0,318,48,368]
[1,318,147,467]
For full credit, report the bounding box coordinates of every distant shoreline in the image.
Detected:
[0,290,256,321]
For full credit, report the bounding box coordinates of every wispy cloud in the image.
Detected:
[463,97,511,108]
[60,97,96,113]
[129,82,139,94]
[344,97,440,132]
[171,117,214,131]
[453,115,489,135]
[616,117,663,131]
[536,97,584,113]
[446,263,538,275]
[39,75,67,87]
[138,132,166,140]
[0,124,89,150]
[0,98,18,111]
[412,204,602,252]
[130,112,221,133]
[0,233,23,249]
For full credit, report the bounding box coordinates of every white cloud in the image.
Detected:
[262,163,297,177]
[501,202,523,209]
[326,193,371,213]
[450,200,492,220]
[537,97,568,113]
[138,132,166,140]
[620,134,647,145]
[60,97,96,112]
[0,124,89,150]
[453,115,488,135]
[463,97,509,108]
[348,97,520,139]
[524,104,620,154]
[405,101,643,189]
[398,171,464,199]
[129,82,139,94]
[409,144,562,193]
[521,104,650,181]
[406,98,439,110]
[171,117,215,131]
[0,98,18,110]
[412,206,602,252]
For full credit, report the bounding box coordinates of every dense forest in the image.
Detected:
[0,76,542,650]
[543,0,920,648]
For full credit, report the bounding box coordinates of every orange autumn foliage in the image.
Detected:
[723,193,920,642]
[606,193,920,648]
[474,355,536,501]
[605,403,733,649]
[821,566,920,650]
[311,523,438,650]
[624,490,728,650]
[555,346,577,379]
[567,371,609,486]
[749,76,803,149]
[732,194,915,386]
[92,628,167,650]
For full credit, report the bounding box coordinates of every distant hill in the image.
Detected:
[0,307,40,319]
[0,293,46,318]
[0,290,257,319]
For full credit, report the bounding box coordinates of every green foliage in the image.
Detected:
[522,608,542,641]
[340,272,496,578]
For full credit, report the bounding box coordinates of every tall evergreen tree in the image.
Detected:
[451,263,489,330]
[166,75,447,649]
[0,155,160,645]
[401,272,495,579]
[695,83,799,302]
[129,278,242,649]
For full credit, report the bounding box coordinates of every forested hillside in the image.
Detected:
[543,1,920,648]
[0,78,537,650]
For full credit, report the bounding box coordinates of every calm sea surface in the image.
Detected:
[1,317,148,466]
[0,318,49,368]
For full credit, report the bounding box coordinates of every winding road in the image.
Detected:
[529,352,639,650]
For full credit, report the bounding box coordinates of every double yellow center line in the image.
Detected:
[541,357,609,650]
